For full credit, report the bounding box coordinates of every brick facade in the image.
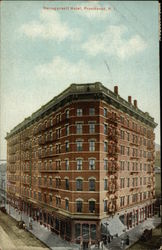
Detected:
[6,82,157,246]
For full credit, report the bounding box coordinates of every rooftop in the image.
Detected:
[6,82,157,139]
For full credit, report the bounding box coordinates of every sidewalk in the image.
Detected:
[6,205,79,250]
[6,205,161,250]
[102,216,161,250]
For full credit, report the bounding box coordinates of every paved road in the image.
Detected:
[0,211,49,250]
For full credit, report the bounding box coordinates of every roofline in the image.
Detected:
[6,82,157,139]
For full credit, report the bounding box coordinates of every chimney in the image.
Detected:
[128,96,132,104]
[114,86,118,95]
[134,100,137,108]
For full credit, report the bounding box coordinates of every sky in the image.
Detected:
[0,1,160,160]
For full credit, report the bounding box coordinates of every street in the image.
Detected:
[0,211,49,250]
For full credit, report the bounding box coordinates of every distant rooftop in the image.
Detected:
[6,82,157,139]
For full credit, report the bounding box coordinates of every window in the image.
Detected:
[104,124,108,134]
[65,159,69,170]
[89,159,95,170]
[127,162,130,171]
[89,108,95,115]
[89,179,95,191]
[56,144,61,154]
[56,128,61,139]
[76,123,82,134]
[120,145,125,155]
[77,109,82,117]
[140,193,142,201]
[89,201,95,213]
[120,178,125,188]
[104,141,108,152]
[65,141,69,152]
[127,147,130,156]
[140,177,142,186]
[89,140,95,152]
[144,163,146,171]
[143,192,147,199]
[120,116,124,124]
[104,179,108,190]
[56,160,61,170]
[38,192,42,201]
[65,179,69,190]
[104,159,108,170]
[77,141,82,151]
[49,177,52,186]
[56,178,61,188]
[120,161,125,171]
[44,176,47,185]
[127,178,130,187]
[90,225,96,240]
[56,114,61,123]
[65,125,69,135]
[76,200,82,212]
[127,132,130,141]
[127,119,129,127]
[75,224,81,238]
[120,196,125,207]
[65,199,69,211]
[127,195,130,205]
[56,197,61,207]
[120,130,125,140]
[143,177,146,185]
[89,123,95,133]
[66,109,69,119]
[132,193,138,203]
[104,200,107,212]
[104,108,107,117]
[77,159,82,170]
[49,194,52,205]
[76,179,83,191]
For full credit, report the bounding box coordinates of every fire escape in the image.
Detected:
[106,112,120,215]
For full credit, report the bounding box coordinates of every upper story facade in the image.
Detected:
[6,82,157,220]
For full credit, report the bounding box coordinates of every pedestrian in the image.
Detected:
[121,239,124,248]
[126,235,129,245]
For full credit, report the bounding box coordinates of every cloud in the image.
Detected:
[19,9,81,42]
[82,25,147,59]
[34,56,102,85]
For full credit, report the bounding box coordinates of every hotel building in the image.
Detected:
[6,82,157,247]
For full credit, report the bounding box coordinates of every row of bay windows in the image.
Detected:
[120,145,153,159]
[119,161,152,172]
[120,130,153,147]
[120,176,153,189]
[120,191,152,207]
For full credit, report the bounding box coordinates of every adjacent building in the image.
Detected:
[0,162,7,207]
[6,82,157,247]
